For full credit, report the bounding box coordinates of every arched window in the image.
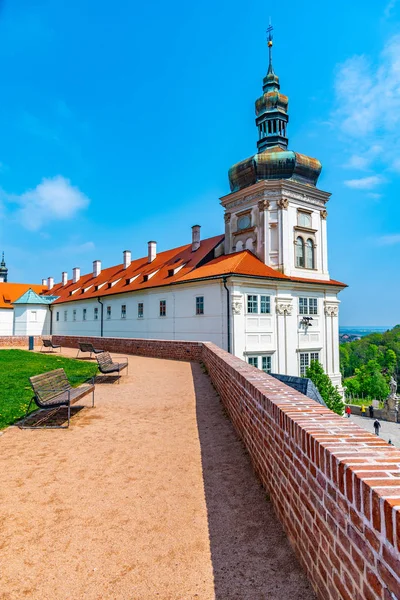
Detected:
[245,238,254,251]
[236,240,243,252]
[305,239,314,269]
[295,237,304,268]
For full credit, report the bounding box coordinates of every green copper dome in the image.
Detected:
[229,147,322,192]
[228,27,322,192]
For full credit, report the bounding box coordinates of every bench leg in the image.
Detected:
[76,349,80,358]
[92,387,95,407]
[21,397,34,428]
[68,404,70,427]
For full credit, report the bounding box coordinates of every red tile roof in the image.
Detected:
[45,235,346,305]
[0,283,48,309]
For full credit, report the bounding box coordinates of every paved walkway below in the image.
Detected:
[349,413,400,447]
[0,349,314,600]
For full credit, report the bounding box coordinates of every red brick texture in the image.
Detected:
[0,336,43,348]
[53,336,400,600]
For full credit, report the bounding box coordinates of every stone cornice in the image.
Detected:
[220,179,331,209]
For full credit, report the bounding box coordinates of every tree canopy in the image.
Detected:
[306,360,344,415]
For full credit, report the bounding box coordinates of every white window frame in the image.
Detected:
[247,294,258,314]
[138,302,144,318]
[94,307,98,321]
[121,304,126,319]
[195,296,204,315]
[73,309,77,321]
[248,356,258,368]
[83,308,87,321]
[56,311,59,322]
[299,297,318,315]
[64,310,67,322]
[29,310,37,322]
[247,354,273,373]
[106,306,111,320]
[299,351,320,377]
[159,300,166,317]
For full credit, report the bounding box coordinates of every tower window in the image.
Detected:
[306,239,315,269]
[94,307,98,320]
[295,237,305,268]
[298,212,312,228]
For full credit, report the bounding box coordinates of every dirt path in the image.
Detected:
[0,351,315,599]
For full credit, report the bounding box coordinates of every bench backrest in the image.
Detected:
[97,352,114,369]
[79,342,95,353]
[30,368,71,402]
[42,339,53,347]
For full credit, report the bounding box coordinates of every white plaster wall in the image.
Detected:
[230,280,341,386]
[52,282,227,349]
[13,305,50,336]
[0,309,13,336]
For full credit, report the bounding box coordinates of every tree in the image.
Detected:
[306,360,345,416]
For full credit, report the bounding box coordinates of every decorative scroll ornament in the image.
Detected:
[258,199,270,212]
[320,209,328,220]
[231,294,243,315]
[224,212,231,223]
[276,302,293,315]
[277,198,289,210]
[324,305,338,317]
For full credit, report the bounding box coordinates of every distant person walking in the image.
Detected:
[361,404,366,417]
[345,406,351,418]
[374,419,381,436]
[369,405,374,419]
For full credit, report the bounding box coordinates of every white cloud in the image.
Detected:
[377,233,400,245]
[7,176,90,231]
[344,175,385,190]
[333,34,400,176]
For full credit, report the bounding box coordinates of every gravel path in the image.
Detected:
[0,349,315,599]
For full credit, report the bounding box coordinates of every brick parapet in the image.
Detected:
[50,336,400,598]
[0,336,43,348]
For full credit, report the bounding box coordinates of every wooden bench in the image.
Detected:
[96,352,128,383]
[40,339,61,353]
[76,342,104,359]
[21,368,95,429]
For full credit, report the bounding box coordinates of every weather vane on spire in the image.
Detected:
[267,19,274,71]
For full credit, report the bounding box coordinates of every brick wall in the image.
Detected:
[0,336,43,348]
[53,335,400,599]
[52,335,203,362]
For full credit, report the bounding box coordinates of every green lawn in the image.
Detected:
[0,350,98,429]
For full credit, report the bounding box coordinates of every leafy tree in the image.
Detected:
[306,360,344,416]
[340,326,399,379]
[384,349,397,376]
[345,360,389,401]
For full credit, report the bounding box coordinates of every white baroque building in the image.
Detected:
[7,33,346,387]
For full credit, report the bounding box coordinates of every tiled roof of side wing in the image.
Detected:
[46,235,225,304]
[45,235,346,305]
[0,283,48,309]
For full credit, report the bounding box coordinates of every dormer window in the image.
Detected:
[237,214,251,230]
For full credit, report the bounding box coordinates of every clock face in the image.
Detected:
[238,215,251,230]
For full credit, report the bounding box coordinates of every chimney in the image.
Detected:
[42,278,47,286]
[148,241,157,263]
[47,277,54,290]
[73,267,80,284]
[123,250,131,269]
[192,224,201,252]
[62,272,68,286]
[93,260,101,278]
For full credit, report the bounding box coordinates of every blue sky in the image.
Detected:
[0,0,399,325]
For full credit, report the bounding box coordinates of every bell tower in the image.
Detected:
[221,25,331,281]
[0,252,8,283]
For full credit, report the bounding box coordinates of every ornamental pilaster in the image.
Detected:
[324,304,339,317]
[231,294,243,315]
[276,301,293,316]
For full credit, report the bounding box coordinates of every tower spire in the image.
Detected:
[0,251,8,283]
[267,20,274,74]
